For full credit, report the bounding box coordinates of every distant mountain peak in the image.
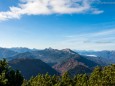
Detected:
[45,47,55,50]
[44,47,61,51]
[62,48,77,54]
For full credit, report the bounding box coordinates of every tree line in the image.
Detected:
[0,59,115,86]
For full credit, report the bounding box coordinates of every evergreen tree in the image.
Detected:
[74,74,88,86]
[59,72,73,86]
[102,64,115,86]
[0,59,24,86]
[0,72,8,85]
[89,66,102,86]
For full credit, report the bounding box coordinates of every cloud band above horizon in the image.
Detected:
[0,0,103,21]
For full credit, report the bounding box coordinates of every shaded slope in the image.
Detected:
[68,65,92,76]
[9,58,59,79]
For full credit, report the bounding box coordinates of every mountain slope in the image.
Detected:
[9,47,34,53]
[8,52,36,60]
[53,55,99,75]
[68,65,92,76]
[0,48,17,59]
[9,58,59,79]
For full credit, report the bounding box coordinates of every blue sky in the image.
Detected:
[0,0,115,50]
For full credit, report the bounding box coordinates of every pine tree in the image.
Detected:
[59,72,73,86]
[0,72,8,86]
[89,66,102,86]
[102,64,115,86]
[0,59,24,86]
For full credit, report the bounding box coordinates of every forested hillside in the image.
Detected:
[0,59,115,86]
[22,65,115,86]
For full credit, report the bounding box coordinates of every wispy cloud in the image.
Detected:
[91,8,104,14]
[53,29,115,50]
[0,0,103,21]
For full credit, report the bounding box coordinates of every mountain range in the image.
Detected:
[76,50,115,65]
[0,47,115,79]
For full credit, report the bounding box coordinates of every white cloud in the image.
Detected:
[52,29,115,50]
[0,0,103,21]
[94,29,115,36]
[91,8,104,14]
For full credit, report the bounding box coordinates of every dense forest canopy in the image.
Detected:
[0,59,115,86]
